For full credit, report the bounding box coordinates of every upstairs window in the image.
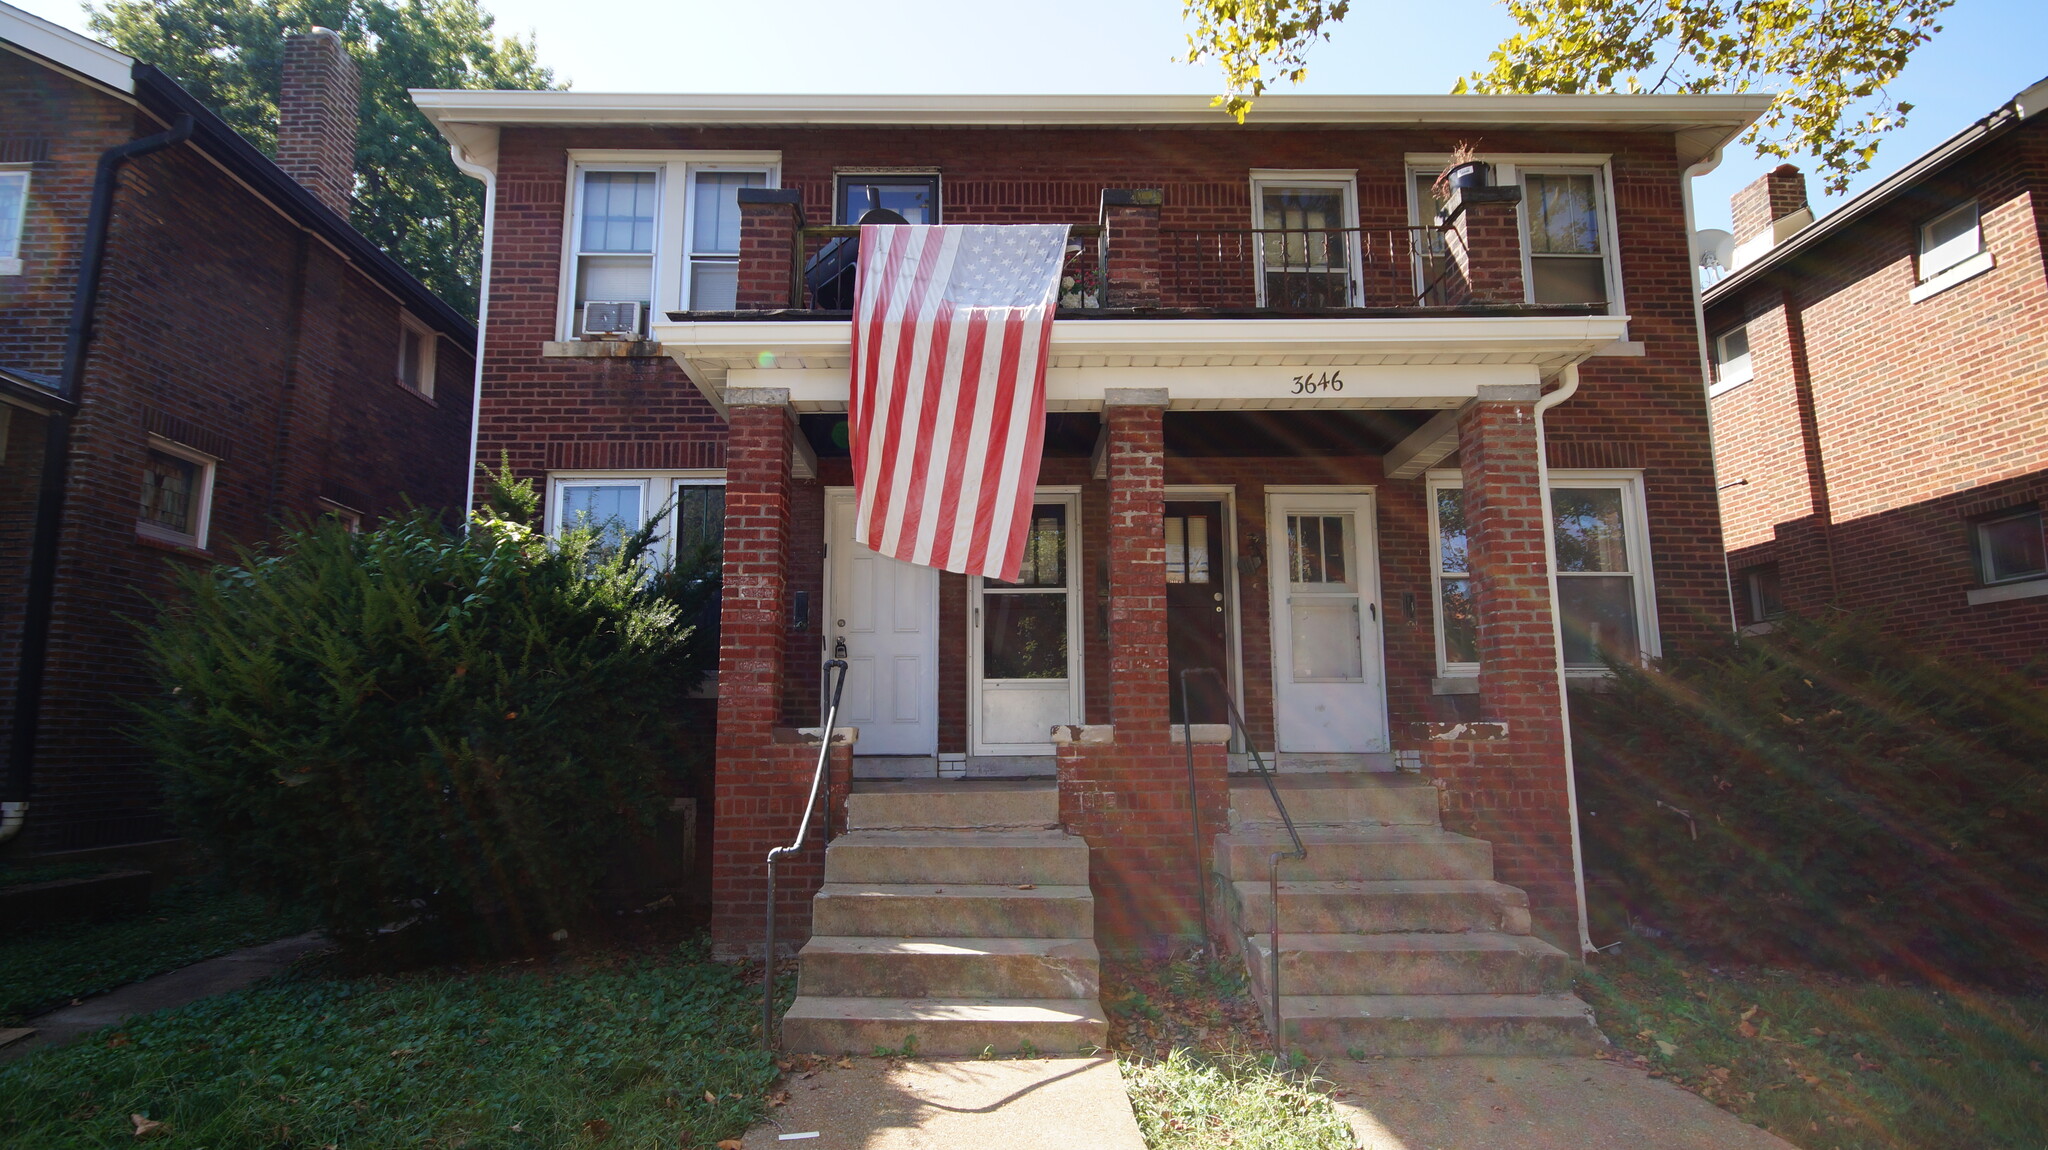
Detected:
[1975,507,2046,586]
[1522,170,1610,308]
[138,437,216,549]
[1711,324,1753,394]
[686,170,766,311]
[0,168,26,275]
[397,313,436,398]
[837,174,939,224]
[571,169,659,335]
[1919,202,1981,282]
[1251,172,1358,309]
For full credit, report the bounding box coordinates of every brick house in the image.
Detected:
[1704,76,2048,671]
[416,88,1766,1053]
[1,6,476,855]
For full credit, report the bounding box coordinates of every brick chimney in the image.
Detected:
[1729,164,1811,267]
[277,28,359,217]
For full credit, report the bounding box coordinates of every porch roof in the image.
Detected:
[651,313,1631,415]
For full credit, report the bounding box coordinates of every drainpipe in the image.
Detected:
[1682,146,1742,633]
[2,113,196,848]
[1531,363,1594,958]
[443,138,496,522]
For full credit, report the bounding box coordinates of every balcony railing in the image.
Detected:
[790,224,1107,311]
[1159,226,1463,311]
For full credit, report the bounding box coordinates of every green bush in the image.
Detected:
[132,481,718,961]
[1574,613,2048,983]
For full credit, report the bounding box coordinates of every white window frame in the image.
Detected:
[1918,201,1982,281]
[968,487,1085,758]
[1405,154,1625,318]
[1973,506,2047,587]
[1710,323,1753,395]
[544,470,726,566]
[557,151,782,339]
[1427,468,1659,676]
[137,434,217,550]
[1249,169,1361,308]
[0,166,27,276]
[397,311,436,398]
[1910,200,1994,302]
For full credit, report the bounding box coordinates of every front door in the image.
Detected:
[970,494,1082,758]
[1267,490,1387,753]
[826,489,938,756]
[1165,501,1231,724]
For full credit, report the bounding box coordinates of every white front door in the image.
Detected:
[970,492,1083,757]
[826,489,938,756]
[1268,490,1387,753]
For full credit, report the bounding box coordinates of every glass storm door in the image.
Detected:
[971,497,1081,757]
[1268,491,1386,753]
[826,490,938,756]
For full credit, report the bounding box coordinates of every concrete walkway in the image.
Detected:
[1328,1056,1798,1149]
[740,1055,1145,1150]
[0,932,329,1065]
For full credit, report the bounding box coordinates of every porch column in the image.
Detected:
[1443,185,1526,304]
[1105,390,1169,729]
[711,388,850,958]
[1428,385,1582,946]
[1100,189,1163,308]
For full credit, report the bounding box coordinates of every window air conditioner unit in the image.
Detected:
[581,300,641,338]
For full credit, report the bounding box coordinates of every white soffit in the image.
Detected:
[0,2,134,94]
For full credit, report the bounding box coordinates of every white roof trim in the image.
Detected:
[411,89,1773,131]
[0,1,133,94]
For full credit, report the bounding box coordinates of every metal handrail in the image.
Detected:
[761,654,850,1051]
[1178,666,1304,1047]
[1158,225,1456,309]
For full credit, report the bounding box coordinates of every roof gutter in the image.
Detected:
[2,110,195,847]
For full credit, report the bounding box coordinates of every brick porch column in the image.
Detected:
[1422,384,1582,946]
[736,188,804,310]
[1105,390,1169,729]
[1100,189,1163,308]
[1443,185,1526,304]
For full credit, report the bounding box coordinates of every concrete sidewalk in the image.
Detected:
[0,932,329,1065]
[740,1055,1146,1150]
[1328,1055,1797,1149]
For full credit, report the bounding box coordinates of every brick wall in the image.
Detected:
[0,57,474,852]
[1707,119,2048,671]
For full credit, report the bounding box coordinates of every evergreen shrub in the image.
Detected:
[133,474,717,960]
[1574,613,2048,983]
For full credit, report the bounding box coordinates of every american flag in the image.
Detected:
[848,223,1071,581]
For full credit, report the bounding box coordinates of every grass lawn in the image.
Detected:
[1580,937,2048,1150]
[0,941,779,1149]
[0,877,319,1025]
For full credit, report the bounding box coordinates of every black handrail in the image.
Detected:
[761,655,850,1051]
[1178,667,1305,1047]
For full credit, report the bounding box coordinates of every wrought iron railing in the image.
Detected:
[1159,226,1463,310]
[761,653,849,1051]
[1178,666,1304,1047]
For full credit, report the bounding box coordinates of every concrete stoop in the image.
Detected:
[1218,776,1603,1057]
[782,781,1107,1056]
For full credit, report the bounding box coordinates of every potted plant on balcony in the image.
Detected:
[1432,140,1491,201]
[1060,263,1101,309]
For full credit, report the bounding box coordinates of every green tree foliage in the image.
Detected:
[89,0,559,316]
[131,492,719,962]
[1181,0,1949,192]
[1573,613,2048,983]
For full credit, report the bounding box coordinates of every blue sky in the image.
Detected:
[18,0,2048,230]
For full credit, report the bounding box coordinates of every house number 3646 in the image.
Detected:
[1289,370,1345,394]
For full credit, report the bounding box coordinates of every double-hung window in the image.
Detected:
[397,313,436,397]
[1919,202,1982,282]
[548,472,726,567]
[0,167,27,276]
[1521,169,1612,308]
[562,153,780,336]
[1428,470,1657,674]
[1251,171,1358,309]
[1711,325,1753,394]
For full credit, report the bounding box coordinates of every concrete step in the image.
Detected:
[1213,827,1494,883]
[1228,776,1440,829]
[811,883,1094,939]
[1244,932,1574,996]
[1226,879,1531,935]
[797,936,1100,999]
[824,829,1089,886]
[1275,993,1605,1058]
[846,782,1059,830]
[781,996,1108,1056]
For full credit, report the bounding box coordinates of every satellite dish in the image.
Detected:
[1695,228,1736,273]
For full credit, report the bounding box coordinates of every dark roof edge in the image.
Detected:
[1704,75,2048,303]
[130,64,477,345]
[1,364,77,412]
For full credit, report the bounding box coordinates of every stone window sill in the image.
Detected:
[1967,577,2048,606]
[1432,676,1479,695]
[1909,249,1994,303]
[134,527,214,561]
[0,257,21,276]
[542,339,666,359]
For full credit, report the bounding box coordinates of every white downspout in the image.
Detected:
[0,801,23,845]
[446,132,499,521]
[1683,146,1741,632]
[1532,363,1593,958]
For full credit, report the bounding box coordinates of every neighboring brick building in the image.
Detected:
[418,87,1765,1051]
[1,7,476,854]
[1705,77,2048,671]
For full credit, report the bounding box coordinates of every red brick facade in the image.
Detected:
[1707,113,2048,671]
[1,48,474,852]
